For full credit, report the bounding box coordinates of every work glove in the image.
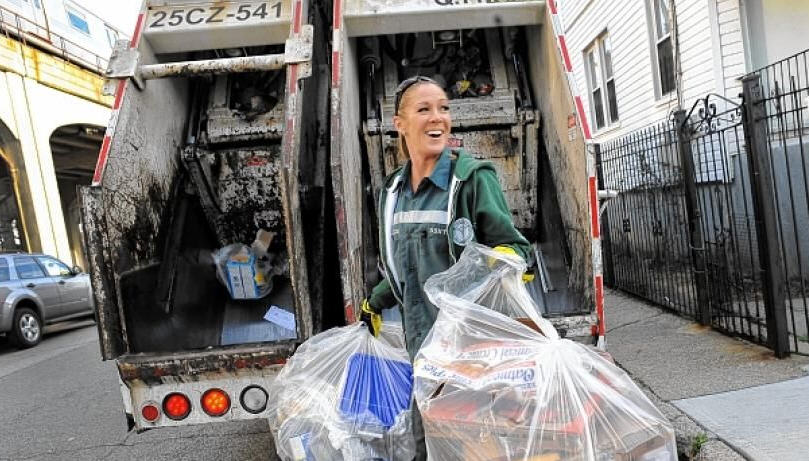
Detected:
[359,299,382,338]
[492,245,535,283]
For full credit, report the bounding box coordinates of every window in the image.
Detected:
[67,8,90,35]
[0,259,9,282]
[14,256,45,279]
[650,0,675,96]
[584,34,619,131]
[36,256,71,277]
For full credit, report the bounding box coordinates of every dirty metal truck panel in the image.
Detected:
[83,0,337,430]
[83,0,332,365]
[524,21,594,314]
[330,0,595,334]
[142,1,294,54]
[82,22,191,359]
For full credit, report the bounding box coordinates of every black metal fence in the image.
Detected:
[750,50,809,355]
[598,48,809,357]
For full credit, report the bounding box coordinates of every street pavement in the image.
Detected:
[4,294,809,460]
[0,322,279,461]
[605,289,809,461]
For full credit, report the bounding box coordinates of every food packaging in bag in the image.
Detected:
[414,243,678,461]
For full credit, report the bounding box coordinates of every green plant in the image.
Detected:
[690,432,709,458]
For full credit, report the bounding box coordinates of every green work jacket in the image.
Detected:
[368,148,531,356]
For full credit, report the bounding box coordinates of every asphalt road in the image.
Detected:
[0,322,279,461]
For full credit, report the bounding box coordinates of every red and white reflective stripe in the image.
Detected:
[331,0,342,87]
[285,0,303,99]
[92,11,146,187]
[546,2,605,345]
[292,0,302,34]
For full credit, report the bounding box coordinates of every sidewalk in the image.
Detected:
[604,289,809,461]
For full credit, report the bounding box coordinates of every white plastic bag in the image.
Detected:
[414,243,677,461]
[268,323,416,461]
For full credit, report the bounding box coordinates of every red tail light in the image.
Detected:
[141,403,160,422]
[201,388,231,417]
[163,393,191,420]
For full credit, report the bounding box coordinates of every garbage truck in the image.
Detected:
[82,0,606,432]
[329,0,601,339]
[82,0,340,430]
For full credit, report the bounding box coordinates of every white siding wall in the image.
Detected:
[677,0,717,106]
[560,0,656,141]
[716,0,746,100]
[560,0,729,142]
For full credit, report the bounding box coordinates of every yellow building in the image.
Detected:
[0,21,112,267]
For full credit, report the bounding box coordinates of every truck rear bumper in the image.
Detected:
[117,343,294,430]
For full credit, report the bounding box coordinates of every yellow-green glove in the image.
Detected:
[492,245,535,283]
[359,299,382,337]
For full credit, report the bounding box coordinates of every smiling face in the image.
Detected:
[393,82,451,161]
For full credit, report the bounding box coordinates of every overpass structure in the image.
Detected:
[0,6,113,268]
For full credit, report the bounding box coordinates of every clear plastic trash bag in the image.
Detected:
[414,243,677,461]
[268,322,416,461]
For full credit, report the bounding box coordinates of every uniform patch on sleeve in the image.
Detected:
[450,217,474,246]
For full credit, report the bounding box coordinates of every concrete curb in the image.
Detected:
[614,359,748,461]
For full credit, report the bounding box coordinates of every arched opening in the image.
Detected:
[49,123,103,269]
[0,152,25,252]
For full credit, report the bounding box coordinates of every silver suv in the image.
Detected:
[0,253,94,348]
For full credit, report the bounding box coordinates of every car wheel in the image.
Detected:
[11,307,42,348]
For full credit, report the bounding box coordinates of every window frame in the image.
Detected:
[0,258,10,282]
[13,256,47,280]
[583,32,620,133]
[66,7,91,35]
[36,256,72,277]
[647,0,676,99]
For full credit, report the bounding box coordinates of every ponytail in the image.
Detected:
[396,135,410,163]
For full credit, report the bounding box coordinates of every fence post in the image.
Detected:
[673,110,712,325]
[741,74,790,358]
[594,144,615,287]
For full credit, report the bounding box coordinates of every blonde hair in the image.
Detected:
[394,80,448,162]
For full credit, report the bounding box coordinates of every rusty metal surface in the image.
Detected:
[205,69,287,143]
[79,187,125,360]
[205,110,285,144]
[330,29,368,323]
[117,342,295,383]
[183,147,286,247]
[86,37,190,359]
[284,24,314,79]
[104,40,140,81]
[140,54,287,79]
[379,95,518,133]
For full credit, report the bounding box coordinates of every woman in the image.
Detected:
[360,75,532,460]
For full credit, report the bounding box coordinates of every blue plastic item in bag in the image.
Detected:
[339,353,413,429]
